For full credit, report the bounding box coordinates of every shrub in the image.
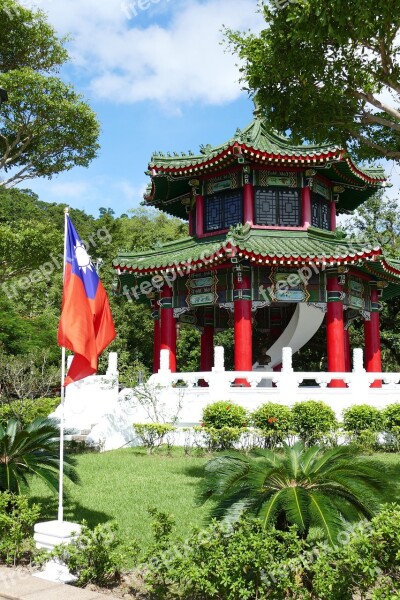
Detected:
[0,397,59,427]
[48,521,138,587]
[200,426,245,451]
[0,491,40,566]
[202,401,248,429]
[144,517,309,600]
[382,403,400,431]
[251,403,293,447]
[342,404,383,436]
[133,423,175,454]
[292,400,337,445]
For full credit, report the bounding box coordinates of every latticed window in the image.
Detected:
[311,193,331,230]
[204,190,243,232]
[254,188,301,226]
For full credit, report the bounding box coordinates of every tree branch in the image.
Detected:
[348,129,400,159]
[353,90,400,121]
[360,110,400,133]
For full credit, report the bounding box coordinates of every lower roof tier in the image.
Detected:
[113,227,400,301]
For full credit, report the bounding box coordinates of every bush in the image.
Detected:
[292,400,337,445]
[382,403,400,431]
[48,521,138,587]
[143,504,400,599]
[251,403,293,447]
[133,423,176,454]
[198,426,246,451]
[202,401,248,429]
[342,404,383,436]
[144,517,309,600]
[0,491,40,566]
[0,397,59,427]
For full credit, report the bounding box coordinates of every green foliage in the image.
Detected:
[199,426,245,451]
[343,405,383,452]
[292,400,337,445]
[198,442,399,545]
[0,491,40,566]
[0,351,59,401]
[133,423,176,454]
[0,397,59,427]
[251,402,293,447]
[202,401,248,429]
[0,0,68,73]
[144,517,309,600]
[48,521,138,587]
[342,404,383,434]
[0,417,79,493]
[225,0,400,162]
[383,403,400,430]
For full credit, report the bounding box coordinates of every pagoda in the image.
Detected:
[113,112,400,388]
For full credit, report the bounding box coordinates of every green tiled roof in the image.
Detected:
[145,113,386,218]
[114,227,382,269]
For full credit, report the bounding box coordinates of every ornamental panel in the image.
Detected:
[254,187,301,226]
[204,190,243,232]
[254,189,277,225]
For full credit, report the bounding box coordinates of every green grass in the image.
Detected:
[27,449,400,555]
[28,447,211,552]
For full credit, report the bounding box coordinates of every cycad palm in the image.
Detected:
[0,418,79,494]
[199,442,399,545]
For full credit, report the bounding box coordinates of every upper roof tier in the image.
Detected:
[145,113,386,219]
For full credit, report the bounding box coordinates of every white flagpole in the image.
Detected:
[58,207,69,523]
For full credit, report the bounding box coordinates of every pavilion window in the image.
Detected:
[204,190,243,233]
[254,188,301,226]
[311,193,331,230]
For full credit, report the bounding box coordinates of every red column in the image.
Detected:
[234,272,252,386]
[152,304,161,373]
[188,211,194,236]
[330,201,337,231]
[200,326,214,372]
[160,285,177,372]
[364,287,382,388]
[243,183,254,225]
[196,195,204,237]
[343,327,351,372]
[302,187,312,228]
[326,276,346,387]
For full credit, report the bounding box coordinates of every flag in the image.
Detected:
[58,215,116,386]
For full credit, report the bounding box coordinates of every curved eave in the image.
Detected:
[149,143,343,176]
[113,231,383,275]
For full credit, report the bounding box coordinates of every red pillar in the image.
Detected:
[160,285,177,372]
[302,187,312,228]
[152,305,161,373]
[188,211,194,236]
[364,287,382,388]
[200,326,214,372]
[343,327,351,372]
[196,195,204,236]
[326,276,346,387]
[243,183,254,225]
[234,272,252,386]
[330,201,337,231]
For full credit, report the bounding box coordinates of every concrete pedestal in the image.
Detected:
[33,520,82,584]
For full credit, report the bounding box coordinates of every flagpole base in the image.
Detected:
[33,520,82,584]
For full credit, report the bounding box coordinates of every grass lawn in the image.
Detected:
[28,448,400,557]
[28,447,211,554]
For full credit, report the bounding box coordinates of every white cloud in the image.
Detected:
[43,0,264,107]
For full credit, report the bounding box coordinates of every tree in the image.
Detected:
[0,418,79,493]
[0,1,99,187]
[226,0,400,162]
[0,1,68,73]
[198,442,399,545]
[0,69,100,187]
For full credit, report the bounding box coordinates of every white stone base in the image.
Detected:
[33,559,78,584]
[33,520,82,584]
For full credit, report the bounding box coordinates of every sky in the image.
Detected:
[19,0,266,217]
[12,0,400,218]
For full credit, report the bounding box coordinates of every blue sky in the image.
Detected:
[23,0,265,217]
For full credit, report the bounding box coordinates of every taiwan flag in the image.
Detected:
[58,216,116,386]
